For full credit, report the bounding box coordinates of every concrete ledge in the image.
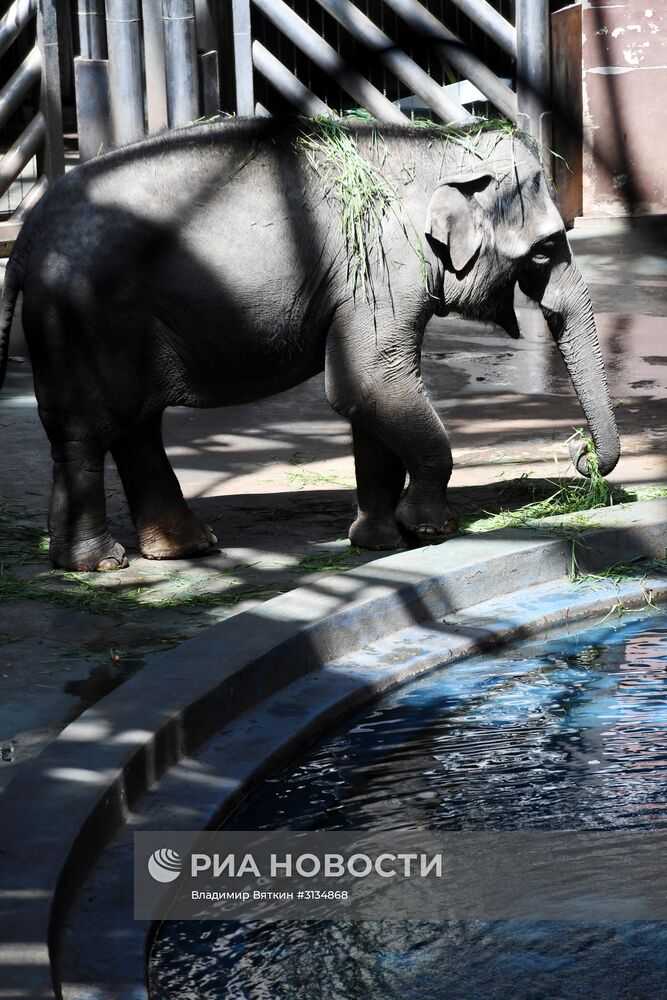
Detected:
[0,499,665,998]
[60,573,667,999]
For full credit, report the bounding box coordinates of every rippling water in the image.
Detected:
[150,611,667,1000]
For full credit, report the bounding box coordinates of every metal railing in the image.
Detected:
[0,0,64,243]
[235,0,552,144]
[1,0,555,249]
[69,0,551,162]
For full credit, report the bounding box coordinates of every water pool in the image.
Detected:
[150,610,667,999]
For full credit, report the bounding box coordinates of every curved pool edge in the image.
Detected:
[0,498,665,999]
[61,573,667,1000]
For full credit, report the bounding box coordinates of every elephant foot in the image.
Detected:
[349,513,405,551]
[395,498,459,545]
[50,532,129,572]
[138,516,218,560]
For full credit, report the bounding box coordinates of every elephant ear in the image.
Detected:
[425,171,495,273]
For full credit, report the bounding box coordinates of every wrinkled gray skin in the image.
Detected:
[0,119,620,570]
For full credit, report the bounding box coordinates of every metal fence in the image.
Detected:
[0,0,64,244]
[0,0,555,244]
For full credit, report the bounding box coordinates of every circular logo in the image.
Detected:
[148,848,182,883]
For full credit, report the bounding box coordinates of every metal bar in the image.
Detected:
[105,0,145,146]
[142,0,168,133]
[0,221,23,254]
[251,0,407,123]
[0,112,45,200]
[0,47,42,130]
[232,0,254,116]
[74,56,113,159]
[447,0,516,59]
[0,0,37,61]
[77,0,106,60]
[194,0,216,52]
[11,173,48,220]
[316,0,471,123]
[516,0,552,145]
[36,0,65,181]
[199,49,220,116]
[162,0,199,127]
[382,0,517,121]
[252,40,329,116]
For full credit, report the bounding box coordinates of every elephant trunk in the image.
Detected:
[524,258,620,478]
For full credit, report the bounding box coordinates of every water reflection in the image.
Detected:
[151,612,667,1000]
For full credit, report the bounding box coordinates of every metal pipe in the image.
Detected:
[0,0,36,61]
[516,0,551,145]
[0,112,45,200]
[252,40,329,116]
[105,0,145,146]
[199,49,220,117]
[74,56,113,159]
[194,0,216,52]
[37,0,65,181]
[232,0,254,116]
[316,0,470,124]
[447,0,516,59]
[382,0,517,122]
[252,0,406,123]
[162,0,199,127]
[77,0,106,60]
[11,174,48,221]
[0,47,42,130]
[142,0,168,133]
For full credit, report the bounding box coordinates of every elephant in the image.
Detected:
[0,116,620,571]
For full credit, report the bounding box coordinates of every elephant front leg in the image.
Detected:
[349,422,406,550]
[326,320,458,549]
[111,415,218,560]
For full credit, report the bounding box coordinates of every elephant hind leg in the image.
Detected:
[42,417,128,572]
[111,414,218,560]
[349,422,406,550]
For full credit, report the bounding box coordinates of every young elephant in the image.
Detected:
[0,118,619,570]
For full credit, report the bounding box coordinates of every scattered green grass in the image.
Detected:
[295,113,548,299]
[461,470,611,536]
[297,116,399,299]
[296,547,364,575]
[572,556,667,622]
[286,468,354,490]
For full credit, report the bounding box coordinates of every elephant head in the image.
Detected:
[424,133,620,478]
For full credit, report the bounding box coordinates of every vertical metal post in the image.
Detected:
[142,0,168,133]
[36,0,65,181]
[195,0,220,116]
[78,0,106,59]
[232,0,253,117]
[162,0,199,126]
[75,0,112,160]
[516,0,552,148]
[105,0,145,146]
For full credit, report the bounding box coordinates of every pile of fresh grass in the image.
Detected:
[462,435,613,534]
[462,434,667,537]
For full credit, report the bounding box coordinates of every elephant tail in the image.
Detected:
[0,244,25,392]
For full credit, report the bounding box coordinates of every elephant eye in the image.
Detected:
[530,236,559,264]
